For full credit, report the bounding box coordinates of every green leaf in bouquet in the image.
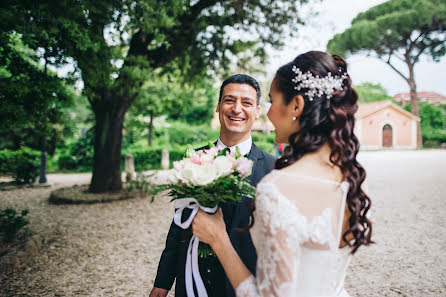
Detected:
[234,146,242,159]
[185,145,197,158]
[197,242,216,258]
[217,147,230,156]
[208,141,216,149]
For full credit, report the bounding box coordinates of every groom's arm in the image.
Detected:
[153,220,182,290]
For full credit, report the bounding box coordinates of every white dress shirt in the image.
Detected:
[216,136,253,156]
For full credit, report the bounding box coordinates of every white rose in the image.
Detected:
[178,163,198,184]
[214,156,234,177]
[190,164,217,186]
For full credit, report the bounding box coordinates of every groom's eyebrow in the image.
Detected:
[242,96,255,102]
[222,94,255,102]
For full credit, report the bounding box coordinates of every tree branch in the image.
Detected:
[384,54,409,83]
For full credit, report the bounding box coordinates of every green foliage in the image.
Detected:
[0,150,9,173]
[0,33,75,152]
[0,208,30,243]
[125,75,218,147]
[5,0,311,191]
[0,148,40,184]
[405,103,446,146]
[159,123,220,147]
[327,0,446,60]
[168,79,218,125]
[155,173,255,208]
[354,82,395,103]
[252,131,276,154]
[57,139,94,172]
[327,0,445,128]
[405,103,446,130]
[126,147,184,171]
[57,123,221,172]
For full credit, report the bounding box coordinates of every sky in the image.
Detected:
[265,0,446,96]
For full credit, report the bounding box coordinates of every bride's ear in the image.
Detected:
[292,95,305,120]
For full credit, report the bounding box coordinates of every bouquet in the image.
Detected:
[152,145,255,297]
[166,145,254,204]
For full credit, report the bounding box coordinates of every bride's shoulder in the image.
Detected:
[256,170,286,201]
[257,169,282,186]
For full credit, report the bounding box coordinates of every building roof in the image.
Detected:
[393,92,446,101]
[356,100,420,121]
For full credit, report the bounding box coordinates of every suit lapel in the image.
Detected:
[247,143,263,185]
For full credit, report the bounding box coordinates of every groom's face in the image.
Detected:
[216,83,260,138]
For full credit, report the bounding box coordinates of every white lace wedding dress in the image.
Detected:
[236,169,352,297]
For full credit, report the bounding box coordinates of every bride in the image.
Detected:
[192,51,373,297]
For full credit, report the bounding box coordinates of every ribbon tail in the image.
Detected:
[185,236,195,297]
[192,236,207,297]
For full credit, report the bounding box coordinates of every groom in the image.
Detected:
[150,74,276,297]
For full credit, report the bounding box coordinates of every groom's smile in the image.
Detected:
[217,83,260,144]
[228,116,245,122]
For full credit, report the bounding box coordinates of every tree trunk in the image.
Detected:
[148,110,154,147]
[408,64,423,148]
[39,136,47,184]
[89,102,126,193]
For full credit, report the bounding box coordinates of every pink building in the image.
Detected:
[355,101,420,149]
[394,92,446,106]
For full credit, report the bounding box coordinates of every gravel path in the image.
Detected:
[1,150,445,297]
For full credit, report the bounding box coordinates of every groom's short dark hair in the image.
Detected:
[219,74,261,105]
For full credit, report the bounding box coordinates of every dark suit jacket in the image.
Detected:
[154,142,276,297]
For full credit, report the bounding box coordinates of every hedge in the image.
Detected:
[126,147,185,171]
[0,147,40,184]
[56,146,187,172]
[422,129,446,148]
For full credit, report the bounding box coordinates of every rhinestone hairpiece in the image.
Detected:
[291,65,347,101]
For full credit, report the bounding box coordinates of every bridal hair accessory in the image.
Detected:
[291,65,347,101]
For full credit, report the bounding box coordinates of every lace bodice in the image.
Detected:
[236,170,352,297]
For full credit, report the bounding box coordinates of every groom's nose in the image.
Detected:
[231,99,242,114]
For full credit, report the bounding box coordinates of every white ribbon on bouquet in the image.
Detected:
[173,198,218,297]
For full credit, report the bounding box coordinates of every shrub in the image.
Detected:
[57,134,93,171]
[126,147,185,171]
[252,131,276,154]
[0,148,40,184]
[156,122,219,147]
[0,149,9,173]
[0,208,30,243]
[422,129,446,148]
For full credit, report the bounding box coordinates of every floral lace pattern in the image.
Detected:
[235,170,351,297]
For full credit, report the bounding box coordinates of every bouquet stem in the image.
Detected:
[197,242,216,258]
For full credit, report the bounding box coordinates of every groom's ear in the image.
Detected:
[255,104,260,119]
[216,101,220,113]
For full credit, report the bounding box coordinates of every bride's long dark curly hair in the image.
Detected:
[262,51,372,253]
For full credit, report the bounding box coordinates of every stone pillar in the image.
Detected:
[161,149,170,170]
[125,154,135,181]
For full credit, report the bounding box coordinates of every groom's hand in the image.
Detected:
[149,287,168,297]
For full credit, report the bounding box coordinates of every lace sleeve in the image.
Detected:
[235,181,306,297]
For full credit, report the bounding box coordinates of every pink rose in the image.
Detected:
[173,161,183,171]
[236,157,253,176]
[191,154,201,165]
[206,147,219,157]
